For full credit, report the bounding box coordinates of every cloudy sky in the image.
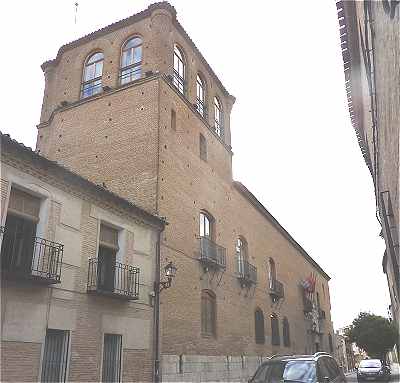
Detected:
[2,0,389,329]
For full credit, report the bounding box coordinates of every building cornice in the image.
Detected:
[336,1,373,175]
[233,181,331,281]
[1,132,167,230]
[41,2,235,101]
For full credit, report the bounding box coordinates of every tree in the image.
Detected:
[346,312,398,360]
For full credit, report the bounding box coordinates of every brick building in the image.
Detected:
[0,133,165,382]
[336,1,399,337]
[34,2,334,381]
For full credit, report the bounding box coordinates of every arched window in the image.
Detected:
[268,258,276,289]
[214,97,223,137]
[199,134,207,161]
[270,313,280,346]
[199,211,213,239]
[196,74,206,117]
[236,237,248,275]
[120,36,142,85]
[254,308,265,344]
[201,290,216,337]
[328,333,333,353]
[282,317,290,347]
[173,45,185,94]
[81,52,104,98]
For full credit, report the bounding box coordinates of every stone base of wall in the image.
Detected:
[162,354,269,382]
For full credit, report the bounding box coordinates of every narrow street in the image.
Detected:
[345,364,400,382]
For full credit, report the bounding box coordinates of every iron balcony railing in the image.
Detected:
[119,65,141,85]
[269,278,285,300]
[199,237,226,269]
[87,258,140,300]
[236,258,257,286]
[303,292,313,313]
[1,234,63,284]
[318,308,326,320]
[172,70,185,94]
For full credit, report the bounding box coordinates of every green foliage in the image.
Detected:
[346,312,398,359]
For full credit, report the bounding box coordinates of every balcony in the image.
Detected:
[1,234,63,284]
[318,308,326,320]
[303,293,313,314]
[269,279,285,302]
[236,259,257,287]
[87,258,140,300]
[199,237,226,269]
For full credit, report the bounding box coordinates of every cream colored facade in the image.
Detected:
[0,133,165,382]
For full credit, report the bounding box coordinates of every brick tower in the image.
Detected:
[37,2,334,380]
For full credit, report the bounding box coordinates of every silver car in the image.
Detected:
[357,359,390,382]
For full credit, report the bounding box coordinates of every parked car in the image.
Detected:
[357,359,390,382]
[248,352,346,382]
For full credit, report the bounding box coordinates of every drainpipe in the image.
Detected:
[153,227,163,383]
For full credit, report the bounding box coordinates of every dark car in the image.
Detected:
[249,352,346,383]
[357,359,390,382]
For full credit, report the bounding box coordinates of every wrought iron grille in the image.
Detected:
[303,292,313,313]
[318,308,326,320]
[80,78,102,99]
[173,69,185,94]
[236,258,257,285]
[199,237,226,269]
[87,258,140,300]
[269,278,285,300]
[119,65,141,85]
[1,232,63,284]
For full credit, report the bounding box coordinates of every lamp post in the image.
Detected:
[153,260,177,383]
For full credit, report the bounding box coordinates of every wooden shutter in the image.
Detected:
[8,188,40,221]
[100,224,119,250]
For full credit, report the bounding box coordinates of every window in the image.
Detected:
[41,329,69,382]
[252,361,316,383]
[196,74,206,117]
[173,45,185,94]
[270,313,280,346]
[171,109,176,131]
[1,188,40,273]
[81,52,104,98]
[199,212,212,239]
[102,334,122,382]
[268,258,276,289]
[328,333,333,353]
[120,36,142,85]
[199,134,207,161]
[283,317,291,347]
[201,290,216,336]
[236,237,248,275]
[254,308,265,344]
[214,97,223,137]
[97,224,119,292]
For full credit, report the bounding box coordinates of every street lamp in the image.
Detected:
[156,261,177,292]
[153,260,177,383]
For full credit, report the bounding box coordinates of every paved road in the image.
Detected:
[345,364,400,382]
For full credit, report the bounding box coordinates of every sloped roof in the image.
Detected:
[233,181,331,280]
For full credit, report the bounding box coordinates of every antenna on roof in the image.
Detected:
[74,2,79,25]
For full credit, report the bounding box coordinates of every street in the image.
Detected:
[345,364,400,382]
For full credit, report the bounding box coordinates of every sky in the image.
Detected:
[1,0,390,329]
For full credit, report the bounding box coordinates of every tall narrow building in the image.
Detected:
[37,2,334,380]
[336,0,399,345]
